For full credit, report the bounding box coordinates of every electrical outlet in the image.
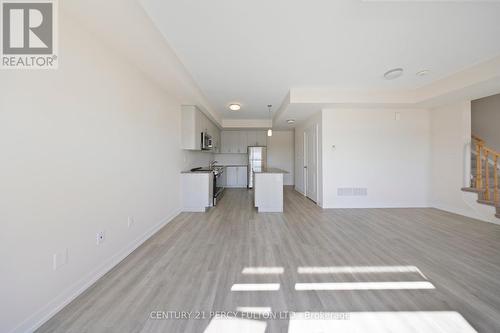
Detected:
[127,216,134,228]
[96,231,105,245]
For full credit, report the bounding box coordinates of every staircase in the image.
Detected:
[462,135,500,219]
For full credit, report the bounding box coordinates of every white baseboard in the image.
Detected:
[182,206,207,212]
[11,209,182,333]
[321,203,431,209]
[294,186,305,195]
[431,203,498,225]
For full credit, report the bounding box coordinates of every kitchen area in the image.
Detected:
[180,105,293,213]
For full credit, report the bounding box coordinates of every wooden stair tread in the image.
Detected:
[477,199,497,207]
[461,187,485,193]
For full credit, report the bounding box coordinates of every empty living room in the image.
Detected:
[2,0,500,332]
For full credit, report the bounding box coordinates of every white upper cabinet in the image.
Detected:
[220,130,266,153]
[245,131,266,146]
[213,128,220,153]
[246,131,257,146]
[236,131,247,153]
[256,131,267,146]
[221,131,236,153]
[181,105,220,150]
[220,131,229,153]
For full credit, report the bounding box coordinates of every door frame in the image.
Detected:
[304,123,318,203]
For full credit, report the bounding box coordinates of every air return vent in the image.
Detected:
[337,188,368,197]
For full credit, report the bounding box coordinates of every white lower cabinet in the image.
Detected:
[237,167,247,187]
[181,173,213,212]
[225,166,248,188]
[226,167,237,186]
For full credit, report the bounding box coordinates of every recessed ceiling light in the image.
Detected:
[384,68,404,80]
[287,119,295,125]
[228,103,241,111]
[416,69,430,77]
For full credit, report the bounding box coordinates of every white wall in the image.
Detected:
[321,108,430,208]
[471,93,500,151]
[295,112,323,205]
[430,101,497,223]
[183,151,215,170]
[0,12,189,333]
[267,131,295,185]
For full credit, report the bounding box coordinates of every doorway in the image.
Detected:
[304,124,318,203]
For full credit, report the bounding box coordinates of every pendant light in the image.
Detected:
[267,104,273,137]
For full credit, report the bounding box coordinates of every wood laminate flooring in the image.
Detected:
[37,187,500,333]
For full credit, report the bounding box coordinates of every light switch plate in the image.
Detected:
[53,248,68,270]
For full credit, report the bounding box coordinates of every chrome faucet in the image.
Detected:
[209,160,218,169]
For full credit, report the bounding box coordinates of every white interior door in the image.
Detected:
[304,124,318,202]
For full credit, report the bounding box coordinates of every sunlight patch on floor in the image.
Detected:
[231,283,281,291]
[236,307,273,315]
[288,311,477,333]
[295,281,435,291]
[297,265,427,278]
[203,315,267,333]
[242,267,284,274]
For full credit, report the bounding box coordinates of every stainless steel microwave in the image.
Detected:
[201,132,213,150]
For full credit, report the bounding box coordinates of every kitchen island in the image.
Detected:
[253,168,288,212]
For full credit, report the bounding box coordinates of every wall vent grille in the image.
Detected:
[337,188,368,196]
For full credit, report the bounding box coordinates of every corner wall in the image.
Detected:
[429,101,498,223]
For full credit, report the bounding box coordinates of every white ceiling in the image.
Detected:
[141,0,500,120]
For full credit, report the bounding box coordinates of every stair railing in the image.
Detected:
[472,135,500,204]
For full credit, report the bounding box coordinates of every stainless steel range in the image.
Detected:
[212,166,225,206]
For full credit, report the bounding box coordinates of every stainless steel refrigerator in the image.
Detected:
[247,146,267,188]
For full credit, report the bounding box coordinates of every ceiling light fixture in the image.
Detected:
[228,103,241,111]
[267,104,273,137]
[416,69,430,77]
[287,119,295,125]
[384,68,404,80]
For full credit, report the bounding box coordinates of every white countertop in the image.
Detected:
[181,165,247,173]
[217,164,248,167]
[253,167,288,174]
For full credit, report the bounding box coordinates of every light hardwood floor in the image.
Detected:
[37,187,500,333]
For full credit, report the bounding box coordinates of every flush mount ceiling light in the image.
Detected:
[228,103,241,111]
[287,119,295,125]
[416,69,430,77]
[267,104,273,137]
[384,68,404,80]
